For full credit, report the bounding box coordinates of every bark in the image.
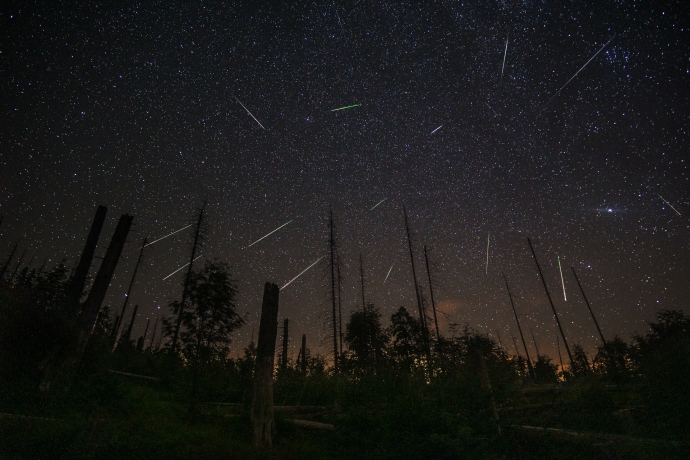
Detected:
[79,214,133,340]
[286,419,335,431]
[250,282,280,447]
[68,205,107,301]
[473,350,501,436]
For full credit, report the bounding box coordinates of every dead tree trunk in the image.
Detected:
[529,327,541,357]
[78,214,133,354]
[0,240,19,280]
[329,210,339,373]
[301,334,307,374]
[403,206,432,366]
[137,318,150,351]
[172,201,206,352]
[113,237,147,343]
[359,253,369,366]
[68,205,107,301]
[424,246,441,343]
[337,262,343,357]
[124,304,139,344]
[571,266,607,345]
[527,238,574,367]
[148,316,159,350]
[281,318,289,372]
[472,350,501,436]
[40,214,132,391]
[503,273,535,378]
[251,282,280,447]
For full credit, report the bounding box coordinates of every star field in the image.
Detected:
[1,1,688,361]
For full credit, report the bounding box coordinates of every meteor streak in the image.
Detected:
[234,96,265,129]
[558,256,567,301]
[281,256,324,290]
[370,198,387,210]
[383,263,394,284]
[143,224,193,248]
[246,220,292,248]
[544,34,616,109]
[163,255,202,281]
[430,125,443,135]
[658,194,681,216]
[500,33,509,83]
[485,233,490,275]
[330,104,361,112]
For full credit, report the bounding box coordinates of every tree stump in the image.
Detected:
[250,282,280,447]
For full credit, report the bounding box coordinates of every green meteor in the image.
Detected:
[370,198,387,210]
[383,263,394,284]
[330,104,361,112]
[658,194,681,216]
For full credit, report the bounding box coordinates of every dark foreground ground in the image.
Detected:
[1,373,687,460]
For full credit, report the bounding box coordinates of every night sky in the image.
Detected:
[1,2,688,362]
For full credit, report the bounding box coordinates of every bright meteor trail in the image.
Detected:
[330,104,361,112]
[500,33,509,83]
[543,34,616,109]
[234,96,265,129]
[658,194,681,216]
[370,198,387,210]
[558,256,567,301]
[430,125,443,135]
[143,224,193,248]
[281,256,324,290]
[383,263,394,284]
[246,220,292,248]
[163,255,203,281]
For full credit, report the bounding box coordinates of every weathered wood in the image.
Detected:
[68,205,107,301]
[123,304,139,344]
[107,370,160,381]
[403,206,432,365]
[113,236,147,341]
[503,273,535,378]
[473,350,501,436]
[512,425,677,446]
[527,238,574,366]
[40,214,132,392]
[301,334,307,374]
[281,318,289,372]
[79,214,133,341]
[171,202,205,352]
[424,246,441,342]
[286,419,335,431]
[329,210,339,372]
[250,282,280,447]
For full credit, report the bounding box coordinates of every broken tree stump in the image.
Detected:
[473,349,501,436]
[68,205,107,302]
[250,282,280,447]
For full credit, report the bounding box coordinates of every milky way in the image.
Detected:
[1,2,688,361]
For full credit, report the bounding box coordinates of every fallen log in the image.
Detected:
[107,370,160,381]
[0,412,58,422]
[499,403,554,412]
[287,419,335,431]
[511,425,678,446]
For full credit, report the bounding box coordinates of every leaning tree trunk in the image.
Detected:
[472,349,501,436]
[250,282,280,447]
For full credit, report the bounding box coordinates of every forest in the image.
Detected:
[0,206,688,459]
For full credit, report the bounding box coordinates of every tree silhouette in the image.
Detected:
[163,260,244,365]
[344,302,388,370]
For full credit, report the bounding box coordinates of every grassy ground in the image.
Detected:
[1,371,687,459]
